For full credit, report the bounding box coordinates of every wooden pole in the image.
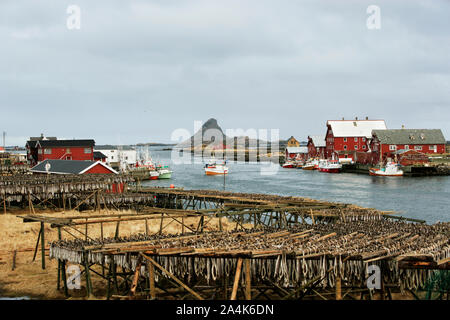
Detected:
[244,259,251,300]
[223,275,228,299]
[230,258,243,300]
[159,213,164,235]
[84,255,92,297]
[115,217,121,239]
[140,254,203,300]
[130,259,142,297]
[11,250,17,271]
[62,192,65,213]
[57,227,62,290]
[148,261,156,300]
[61,260,68,297]
[40,222,45,269]
[32,228,41,262]
[336,275,342,300]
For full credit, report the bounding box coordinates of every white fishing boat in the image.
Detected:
[302,159,319,170]
[369,162,403,176]
[318,159,342,173]
[205,160,228,175]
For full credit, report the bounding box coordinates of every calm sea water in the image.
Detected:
[143,149,450,223]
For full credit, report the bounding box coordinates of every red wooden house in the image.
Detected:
[307,135,326,159]
[370,129,446,163]
[325,118,387,162]
[26,136,95,165]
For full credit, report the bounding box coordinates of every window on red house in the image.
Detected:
[84,148,92,154]
[343,138,347,142]
[354,145,358,150]
[344,145,347,150]
[354,137,358,142]
[44,148,52,154]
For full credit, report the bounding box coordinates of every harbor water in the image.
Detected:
[143,149,450,223]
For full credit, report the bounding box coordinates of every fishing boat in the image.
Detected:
[369,162,403,176]
[157,165,173,179]
[318,160,342,173]
[129,148,159,180]
[282,161,296,168]
[205,160,228,175]
[295,161,304,169]
[302,159,318,170]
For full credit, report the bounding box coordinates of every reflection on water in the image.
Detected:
[143,148,450,223]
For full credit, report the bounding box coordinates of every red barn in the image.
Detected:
[26,136,95,165]
[325,118,387,162]
[307,135,326,159]
[371,129,446,163]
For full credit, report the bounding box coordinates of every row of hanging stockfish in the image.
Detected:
[0,174,133,201]
[50,217,450,291]
[143,187,344,205]
[0,164,30,175]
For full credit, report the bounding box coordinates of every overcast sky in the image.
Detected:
[1,0,449,145]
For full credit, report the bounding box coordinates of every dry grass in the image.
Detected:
[0,209,246,299]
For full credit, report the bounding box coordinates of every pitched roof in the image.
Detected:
[309,135,326,148]
[286,147,308,154]
[93,151,107,159]
[327,120,387,138]
[30,159,117,174]
[36,139,95,148]
[372,129,446,145]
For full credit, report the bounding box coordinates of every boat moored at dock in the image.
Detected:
[318,160,342,173]
[369,162,404,176]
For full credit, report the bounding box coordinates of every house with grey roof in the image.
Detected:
[371,129,446,161]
